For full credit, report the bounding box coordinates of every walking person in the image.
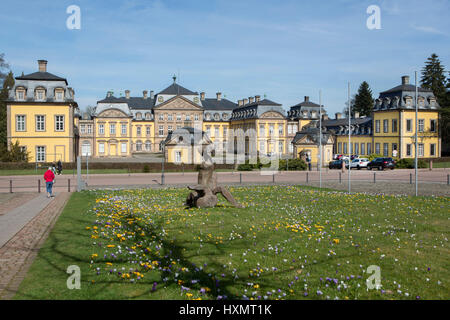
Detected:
[44,167,55,198]
[57,160,62,175]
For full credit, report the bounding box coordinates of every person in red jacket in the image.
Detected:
[44,167,55,198]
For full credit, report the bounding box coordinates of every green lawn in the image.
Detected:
[14,186,449,300]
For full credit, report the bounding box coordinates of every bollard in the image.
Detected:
[410,173,412,184]
[306,172,309,183]
[240,173,242,184]
[10,180,12,193]
[373,172,376,184]
[339,172,342,184]
[68,179,71,192]
[272,173,275,184]
[447,174,449,186]
[429,160,433,171]
[38,179,41,193]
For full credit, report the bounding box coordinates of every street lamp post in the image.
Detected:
[161,141,165,185]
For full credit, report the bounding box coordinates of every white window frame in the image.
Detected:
[418,119,424,133]
[110,123,116,135]
[418,144,424,157]
[175,151,182,163]
[99,143,105,154]
[81,141,91,156]
[121,143,127,154]
[36,146,46,162]
[16,115,26,131]
[121,124,127,135]
[36,115,45,132]
[158,125,164,137]
[55,115,65,131]
[99,124,105,135]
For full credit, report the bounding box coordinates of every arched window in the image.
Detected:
[136,141,142,151]
[145,140,151,151]
[35,87,46,101]
[16,87,26,101]
[145,112,151,120]
[136,112,142,120]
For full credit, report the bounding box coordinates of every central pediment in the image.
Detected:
[97,108,129,118]
[153,95,203,111]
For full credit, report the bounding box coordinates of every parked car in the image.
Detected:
[350,158,370,170]
[329,159,349,169]
[367,157,396,170]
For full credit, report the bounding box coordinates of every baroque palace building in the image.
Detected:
[6,60,441,164]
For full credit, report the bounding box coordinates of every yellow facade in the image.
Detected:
[335,136,373,156]
[8,104,74,162]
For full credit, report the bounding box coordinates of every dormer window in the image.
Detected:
[35,88,46,101]
[222,113,228,120]
[214,113,220,120]
[16,87,26,101]
[145,112,151,120]
[136,112,142,120]
[54,88,64,101]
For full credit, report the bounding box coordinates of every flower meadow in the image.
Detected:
[15,185,449,300]
[78,186,449,300]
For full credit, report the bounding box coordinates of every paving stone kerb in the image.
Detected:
[0,192,70,300]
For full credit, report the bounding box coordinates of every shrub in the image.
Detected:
[279,158,307,171]
[237,163,253,171]
[368,154,384,161]
[395,158,427,169]
[142,164,150,173]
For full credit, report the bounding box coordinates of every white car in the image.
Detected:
[350,158,369,170]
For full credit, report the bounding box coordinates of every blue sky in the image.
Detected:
[1,0,449,115]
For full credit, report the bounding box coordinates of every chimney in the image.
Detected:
[125,90,130,99]
[335,112,343,120]
[143,90,148,99]
[255,95,261,102]
[106,91,112,98]
[38,60,47,72]
[216,92,222,101]
[243,98,248,105]
[150,90,154,99]
[402,76,410,85]
[304,96,309,102]
[248,96,254,104]
[200,92,205,101]
[354,111,360,119]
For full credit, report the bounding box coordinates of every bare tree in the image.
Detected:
[0,53,10,86]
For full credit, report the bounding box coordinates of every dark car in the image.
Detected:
[367,157,395,170]
[329,159,349,169]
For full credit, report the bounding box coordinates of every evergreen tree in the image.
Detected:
[0,53,9,86]
[420,53,447,106]
[353,81,374,117]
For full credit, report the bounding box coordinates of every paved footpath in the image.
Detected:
[0,192,70,300]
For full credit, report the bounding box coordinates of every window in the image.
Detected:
[288,125,292,135]
[259,141,265,152]
[367,143,372,155]
[361,143,365,155]
[375,120,380,133]
[406,144,412,156]
[55,90,64,101]
[223,127,228,138]
[186,114,191,121]
[354,143,359,155]
[110,123,116,135]
[215,126,220,137]
[206,126,211,136]
[80,124,86,134]
[430,120,436,132]
[392,119,398,133]
[158,125,164,136]
[289,143,293,153]
[136,141,142,151]
[338,142,342,154]
[430,143,436,156]
[176,114,181,121]
[375,143,380,154]
[16,115,26,131]
[278,125,283,136]
[383,143,389,156]
[168,125,173,133]
[418,119,424,132]
[175,151,182,163]
[159,114,164,121]
[269,124,274,136]
[293,124,298,133]
[145,113,151,120]
[81,141,91,156]
[87,125,92,134]
[278,141,283,153]
[194,114,199,121]
[136,113,142,120]
[17,89,25,100]
[36,115,45,131]
[392,143,398,156]
[36,146,46,162]
[418,144,424,157]
[99,143,105,153]
[145,141,151,151]
[406,119,412,132]
[121,124,127,135]
[36,89,45,101]
[259,125,265,137]
[343,142,348,154]
[146,126,151,135]
[121,143,127,154]
[168,114,173,121]
[99,124,105,135]
[55,115,64,131]
[137,127,141,136]
[383,119,388,133]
